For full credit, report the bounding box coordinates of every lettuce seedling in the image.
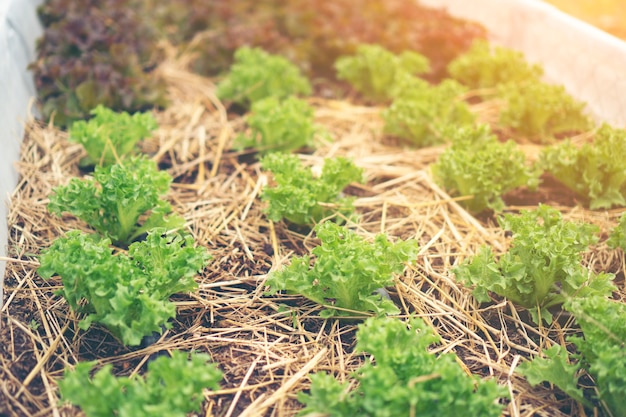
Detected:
[498,81,593,143]
[58,350,222,417]
[234,96,317,155]
[540,124,626,209]
[454,205,615,323]
[216,46,311,108]
[519,296,626,417]
[68,105,157,166]
[565,296,626,417]
[298,316,507,416]
[447,40,543,89]
[382,78,475,147]
[335,43,430,102]
[266,222,418,318]
[260,153,364,226]
[38,229,210,346]
[431,124,540,213]
[48,156,184,246]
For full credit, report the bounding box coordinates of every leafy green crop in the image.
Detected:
[58,350,222,417]
[298,316,507,416]
[260,153,364,226]
[517,344,587,406]
[431,124,540,213]
[498,81,593,143]
[540,124,626,209]
[382,79,475,147]
[265,222,418,318]
[216,46,312,108]
[566,296,626,417]
[335,44,430,102]
[447,40,543,89]
[68,105,157,166]
[48,156,183,246]
[38,229,210,346]
[518,296,626,417]
[234,96,317,155]
[454,205,615,323]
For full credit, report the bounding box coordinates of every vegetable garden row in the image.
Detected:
[1,1,624,416]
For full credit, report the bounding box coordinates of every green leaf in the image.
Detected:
[541,124,626,209]
[454,205,613,323]
[38,229,210,346]
[517,344,587,405]
[59,351,222,417]
[335,43,430,102]
[48,156,184,246]
[431,124,540,213]
[234,96,317,155]
[260,153,364,226]
[216,46,311,108]
[69,105,157,166]
[298,316,507,417]
[266,222,418,318]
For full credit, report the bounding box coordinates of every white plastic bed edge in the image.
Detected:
[1,0,43,309]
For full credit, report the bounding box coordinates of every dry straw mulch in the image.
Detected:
[1,54,625,417]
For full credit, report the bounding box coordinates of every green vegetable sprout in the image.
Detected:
[298,316,507,417]
[447,40,543,90]
[48,156,184,246]
[58,350,222,417]
[38,229,210,346]
[260,153,364,226]
[335,43,430,102]
[266,222,418,318]
[541,124,626,209]
[216,46,312,108]
[607,212,626,249]
[498,81,593,142]
[234,96,317,155]
[454,205,615,323]
[382,79,475,147]
[431,124,540,213]
[68,105,158,166]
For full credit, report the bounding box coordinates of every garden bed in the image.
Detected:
[1,2,626,417]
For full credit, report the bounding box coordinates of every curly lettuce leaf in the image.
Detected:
[58,351,222,417]
[431,124,540,213]
[266,222,418,318]
[541,124,626,209]
[335,43,430,102]
[69,105,157,166]
[48,156,184,246]
[260,153,364,226]
[298,316,507,417]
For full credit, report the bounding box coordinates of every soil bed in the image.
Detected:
[1,48,625,417]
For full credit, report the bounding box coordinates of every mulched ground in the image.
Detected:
[1,48,624,417]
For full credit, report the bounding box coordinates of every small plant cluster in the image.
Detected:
[298,315,507,416]
[454,205,615,323]
[266,222,419,318]
[58,350,222,417]
[36,108,220,414]
[453,204,626,415]
[217,47,318,155]
[447,40,593,142]
[431,124,540,213]
[31,0,167,127]
[260,153,364,226]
